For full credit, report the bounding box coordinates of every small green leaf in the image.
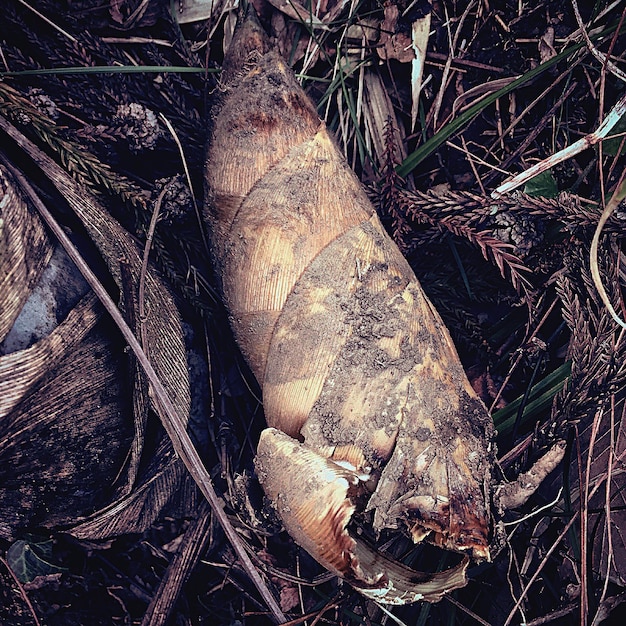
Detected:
[603,113,626,156]
[524,170,558,198]
[7,537,66,583]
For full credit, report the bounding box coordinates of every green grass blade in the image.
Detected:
[493,361,571,435]
[0,65,215,77]
[398,17,626,178]
[396,41,586,178]
[396,17,625,177]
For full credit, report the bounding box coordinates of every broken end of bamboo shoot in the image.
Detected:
[256,428,471,604]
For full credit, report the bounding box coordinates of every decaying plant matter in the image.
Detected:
[2,0,625,622]
[204,10,496,603]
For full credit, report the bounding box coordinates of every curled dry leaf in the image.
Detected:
[0,165,134,539]
[205,10,495,604]
[0,124,194,540]
[257,429,470,604]
[0,166,52,342]
[0,292,136,541]
[377,3,415,63]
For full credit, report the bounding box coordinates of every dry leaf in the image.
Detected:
[539,26,557,63]
[410,11,431,131]
[70,439,198,539]
[377,4,415,63]
[0,166,52,342]
[266,0,326,29]
[0,293,135,540]
[363,69,407,166]
[0,126,192,541]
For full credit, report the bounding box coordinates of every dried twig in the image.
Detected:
[571,0,626,83]
[14,0,76,42]
[492,91,626,197]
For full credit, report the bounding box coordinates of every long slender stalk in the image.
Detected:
[0,65,213,77]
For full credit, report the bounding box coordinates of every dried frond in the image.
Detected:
[388,187,532,292]
[378,117,412,248]
[439,219,531,293]
[552,242,626,431]
[0,82,147,207]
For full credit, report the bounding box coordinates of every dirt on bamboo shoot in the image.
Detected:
[204,9,495,604]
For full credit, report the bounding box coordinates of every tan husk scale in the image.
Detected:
[204,10,495,604]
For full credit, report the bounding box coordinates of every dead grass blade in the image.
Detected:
[590,169,626,329]
[493,92,626,198]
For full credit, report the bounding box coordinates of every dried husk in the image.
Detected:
[0,166,52,342]
[205,10,495,603]
[0,166,134,538]
[0,132,195,541]
[0,293,135,540]
[256,428,470,604]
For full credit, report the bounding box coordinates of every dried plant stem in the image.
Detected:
[494,82,577,180]
[490,297,559,414]
[590,169,626,330]
[484,71,569,169]
[503,508,577,626]
[493,91,626,198]
[15,0,76,42]
[158,112,209,253]
[503,436,626,626]
[138,184,169,354]
[444,593,492,626]
[596,396,617,619]
[571,0,626,83]
[581,409,605,626]
[525,603,578,625]
[429,2,454,131]
[0,119,286,624]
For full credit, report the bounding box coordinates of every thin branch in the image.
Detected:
[14,0,76,43]
[493,92,626,197]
